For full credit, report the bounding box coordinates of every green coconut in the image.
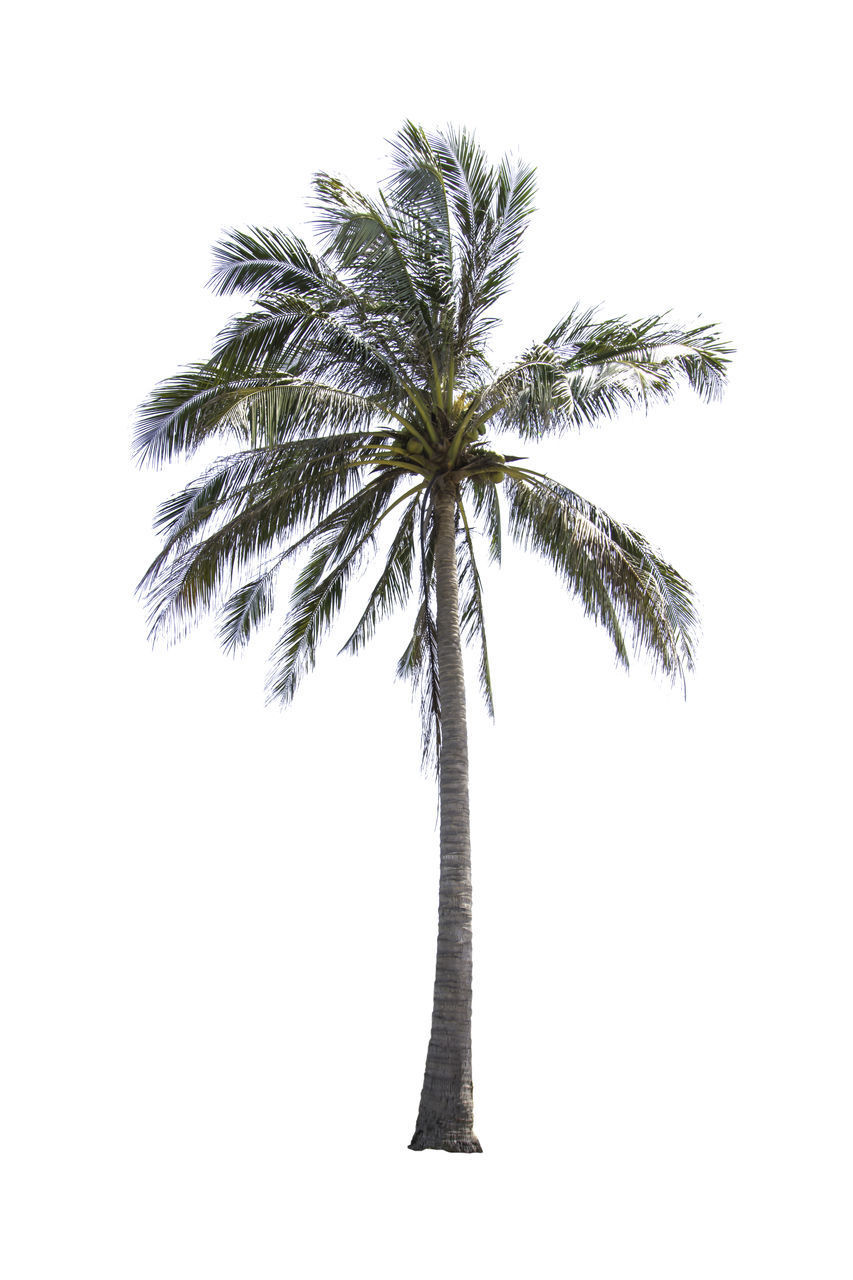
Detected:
[406,437,425,455]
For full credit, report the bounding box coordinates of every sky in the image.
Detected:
[3,2,850,1277]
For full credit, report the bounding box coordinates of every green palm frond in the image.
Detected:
[265,538,356,707]
[457,499,494,717]
[464,153,537,342]
[266,477,405,705]
[211,223,439,395]
[210,299,406,401]
[134,364,246,466]
[480,306,731,438]
[340,491,423,655]
[391,487,441,771]
[145,434,379,580]
[547,307,730,402]
[386,122,455,310]
[428,126,494,258]
[312,175,437,348]
[396,594,441,774]
[134,362,386,467]
[465,475,502,565]
[208,227,331,299]
[141,470,399,646]
[504,469,697,685]
[424,127,536,349]
[209,294,320,371]
[152,465,232,547]
[218,574,277,654]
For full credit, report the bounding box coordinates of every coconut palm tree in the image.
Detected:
[135,123,731,1153]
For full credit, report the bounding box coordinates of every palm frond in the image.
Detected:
[208,227,331,299]
[504,470,698,684]
[135,362,389,467]
[210,223,437,409]
[463,153,536,345]
[312,174,436,347]
[393,486,442,772]
[428,126,494,255]
[218,574,276,654]
[482,306,732,438]
[151,466,232,547]
[141,470,399,646]
[386,122,455,311]
[396,594,441,774]
[340,491,423,655]
[546,307,731,403]
[265,476,410,705]
[465,475,502,564]
[145,433,380,578]
[457,498,495,717]
[134,364,246,467]
[422,128,536,351]
[265,539,356,707]
[209,296,400,397]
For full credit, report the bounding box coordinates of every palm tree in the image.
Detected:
[135,123,731,1153]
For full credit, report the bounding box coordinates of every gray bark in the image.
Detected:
[409,482,482,1153]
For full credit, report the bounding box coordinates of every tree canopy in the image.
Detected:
[135,122,731,766]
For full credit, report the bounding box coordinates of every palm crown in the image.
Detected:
[136,123,729,769]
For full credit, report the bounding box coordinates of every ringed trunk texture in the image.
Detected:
[409,483,482,1153]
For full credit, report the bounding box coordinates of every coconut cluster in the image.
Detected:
[377,415,507,485]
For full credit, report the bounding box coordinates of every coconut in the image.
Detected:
[406,437,425,455]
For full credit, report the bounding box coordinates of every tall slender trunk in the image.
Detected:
[409,482,482,1153]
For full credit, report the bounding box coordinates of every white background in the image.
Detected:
[3,1,850,1276]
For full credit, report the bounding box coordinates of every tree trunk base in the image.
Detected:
[408,1130,483,1153]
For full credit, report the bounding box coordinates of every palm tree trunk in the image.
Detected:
[409,482,482,1153]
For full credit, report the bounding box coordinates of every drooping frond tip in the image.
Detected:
[504,470,699,691]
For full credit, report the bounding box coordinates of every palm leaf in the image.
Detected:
[504,470,697,684]
[340,491,423,655]
[218,575,276,654]
[465,475,503,564]
[265,476,415,705]
[396,594,441,774]
[208,227,331,299]
[480,305,731,439]
[142,471,398,646]
[457,498,495,717]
